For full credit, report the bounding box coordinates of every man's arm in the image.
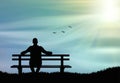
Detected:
[41,46,52,55]
[21,50,28,55]
[21,47,30,55]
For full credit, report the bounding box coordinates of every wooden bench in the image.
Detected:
[11,54,72,75]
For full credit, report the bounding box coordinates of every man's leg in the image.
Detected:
[30,66,35,73]
[30,61,35,73]
[36,61,41,73]
[36,66,40,73]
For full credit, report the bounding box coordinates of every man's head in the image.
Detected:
[32,38,38,45]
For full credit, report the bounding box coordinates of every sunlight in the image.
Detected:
[99,0,119,23]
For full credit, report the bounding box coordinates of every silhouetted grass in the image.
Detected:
[0,67,120,82]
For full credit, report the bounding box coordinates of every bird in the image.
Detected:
[53,32,57,34]
[61,31,65,33]
[68,26,72,28]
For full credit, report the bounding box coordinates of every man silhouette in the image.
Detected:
[21,38,52,73]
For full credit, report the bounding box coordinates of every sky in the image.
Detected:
[1,0,120,74]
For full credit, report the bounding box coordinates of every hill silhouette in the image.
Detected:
[0,66,120,82]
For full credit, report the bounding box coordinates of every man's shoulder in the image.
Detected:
[29,45,33,47]
[28,46,33,48]
[38,46,43,48]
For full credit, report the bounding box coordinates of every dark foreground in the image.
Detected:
[0,67,120,82]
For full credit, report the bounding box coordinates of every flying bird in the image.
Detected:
[68,26,72,28]
[53,32,57,34]
[61,31,65,33]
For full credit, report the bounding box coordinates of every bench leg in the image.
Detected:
[60,67,65,73]
[18,67,22,75]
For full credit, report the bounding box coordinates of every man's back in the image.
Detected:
[27,45,46,59]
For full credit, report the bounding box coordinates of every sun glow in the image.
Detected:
[99,0,119,23]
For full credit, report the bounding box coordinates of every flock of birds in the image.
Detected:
[52,26,72,34]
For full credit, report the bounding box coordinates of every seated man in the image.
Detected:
[21,38,52,73]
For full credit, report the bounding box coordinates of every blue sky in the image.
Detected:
[0,0,120,74]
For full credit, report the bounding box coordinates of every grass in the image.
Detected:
[0,66,120,82]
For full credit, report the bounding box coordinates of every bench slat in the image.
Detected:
[12,54,69,57]
[11,65,72,68]
[12,58,70,60]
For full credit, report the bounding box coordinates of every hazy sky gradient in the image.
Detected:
[1,0,120,74]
